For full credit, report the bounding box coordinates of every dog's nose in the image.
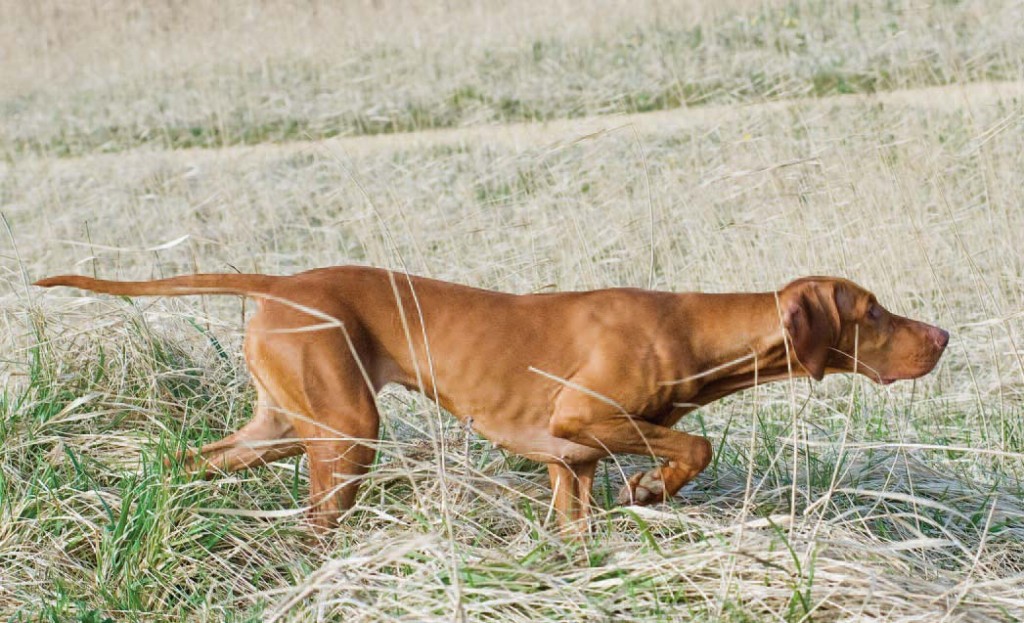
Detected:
[934,327,950,350]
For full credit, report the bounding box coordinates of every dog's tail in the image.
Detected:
[33,273,279,298]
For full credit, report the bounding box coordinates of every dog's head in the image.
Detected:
[779,277,948,384]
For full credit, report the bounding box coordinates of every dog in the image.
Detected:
[34,267,948,532]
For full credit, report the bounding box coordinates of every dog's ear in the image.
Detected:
[782,283,842,381]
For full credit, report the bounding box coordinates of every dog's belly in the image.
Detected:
[382,370,604,463]
[466,414,607,464]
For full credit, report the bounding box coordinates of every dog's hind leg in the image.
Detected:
[288,338,381,531]
[241,300,383,530]
[179,382,304,475]
[294,383,380,530]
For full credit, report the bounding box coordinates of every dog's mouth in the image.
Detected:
[872,323,949,386]
[876,355,944,385]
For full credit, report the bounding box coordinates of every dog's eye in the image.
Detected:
[867,304,882,321]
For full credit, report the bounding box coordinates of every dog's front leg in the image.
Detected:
[546,460,598,536]
[549,398,712,507]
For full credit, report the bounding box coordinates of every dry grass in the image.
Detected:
[2,1,1024,621]
[4,0,1023,156]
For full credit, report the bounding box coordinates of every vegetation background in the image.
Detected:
[2,0,1023,620]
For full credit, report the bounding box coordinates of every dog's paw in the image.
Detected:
[164,448,203,473]
[616,468,666,506]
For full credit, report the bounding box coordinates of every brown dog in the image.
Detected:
[35,268,948,532]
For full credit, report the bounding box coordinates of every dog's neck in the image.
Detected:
[676,292,805,403]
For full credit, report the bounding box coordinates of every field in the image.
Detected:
[2,0,1024,620]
